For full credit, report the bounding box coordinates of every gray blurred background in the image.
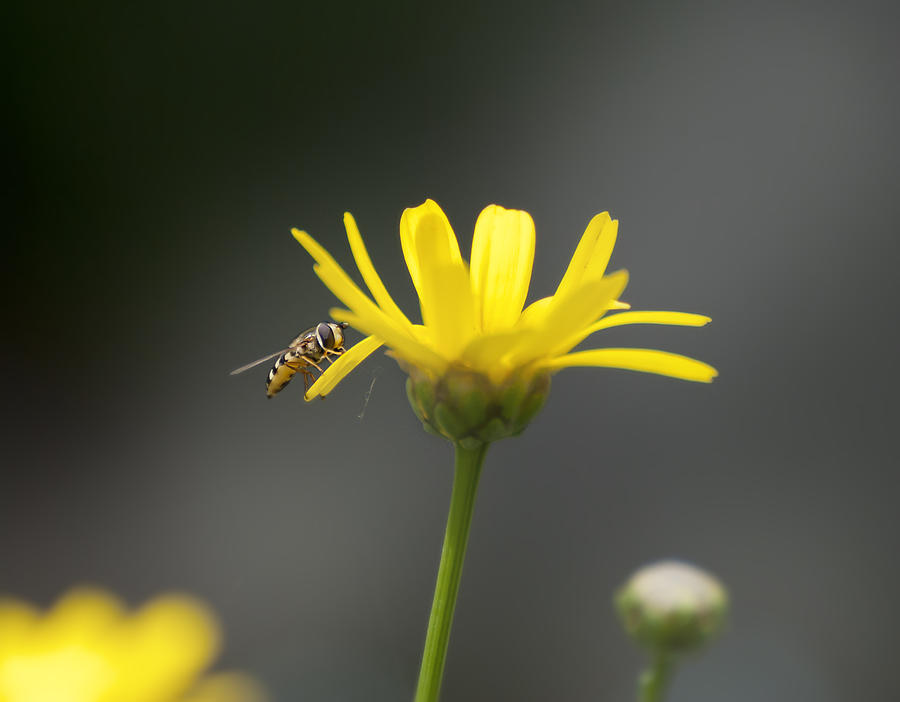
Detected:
[5,1,899,700]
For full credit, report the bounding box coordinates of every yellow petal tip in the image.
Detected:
[691,363,718,382]
[607,268,630,287]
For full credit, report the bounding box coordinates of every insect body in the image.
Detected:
[231,322,348,398]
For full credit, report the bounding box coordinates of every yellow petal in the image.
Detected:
[419,261,477,358]
[305,334,384,400]
[582,216,618,282]
[328,306,445,373]
[0,641,117,701]
[343,212,412,327]
[517,296,554,327]
[554,212,618,297]
[397,200,475,356]
[586,310,710,330]
[293,228,422,354]
[0,598,38,655]
[548,270,629,337]
[40,588,125,644]
[470,205,535,332]
[539,348,718,382]
[556,311,712,355]
[507,271,628,367]
[409,323,436,347]
[292,228,347,277]
[119,594,220,702]
[458,327,536,379]
[520,293,629,329]
[399,199,462,300]
[293,228,386,320]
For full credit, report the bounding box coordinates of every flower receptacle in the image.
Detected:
[405,364,551,447]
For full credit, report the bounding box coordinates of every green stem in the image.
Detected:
[414,442,488,702]
[638,651,673,702]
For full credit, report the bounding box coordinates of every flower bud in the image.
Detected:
[615,560,728,655]
[404,363,551,447]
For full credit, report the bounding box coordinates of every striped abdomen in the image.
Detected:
[266,351,313,397]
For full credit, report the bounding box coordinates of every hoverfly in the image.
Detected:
[230,321,349,397]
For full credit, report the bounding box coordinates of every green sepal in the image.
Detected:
[512,388,547,430]
[421,420,445,438]
[477,416,509,444]
[433,402,467,440]
[499,382,526,421]
[414,378,437,419]
[406,377,422,415]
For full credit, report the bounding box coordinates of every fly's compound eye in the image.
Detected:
[316,322,336,350]
[332,323,345,349]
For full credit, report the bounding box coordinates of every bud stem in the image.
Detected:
[414,443,488,702]
[638,651,673,702]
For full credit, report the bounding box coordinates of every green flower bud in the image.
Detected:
[404,363,551,446]
[615,560,728,655]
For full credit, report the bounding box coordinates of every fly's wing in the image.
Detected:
[230,349,291,375]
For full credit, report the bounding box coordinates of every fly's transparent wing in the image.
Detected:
[229,348,291,375]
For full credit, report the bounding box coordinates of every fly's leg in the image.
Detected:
[300,365,328,400]
[322,347,346,363]
[301,368,314,394]
[294,354,333,399]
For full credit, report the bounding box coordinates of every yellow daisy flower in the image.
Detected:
[292,199,715,442]
[0,588,265,702]
[284,199,717,702]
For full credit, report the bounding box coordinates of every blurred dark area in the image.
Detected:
[4,1,900,700]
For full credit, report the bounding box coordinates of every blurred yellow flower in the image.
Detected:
[292,199,716,400]
[0,588,264,702]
